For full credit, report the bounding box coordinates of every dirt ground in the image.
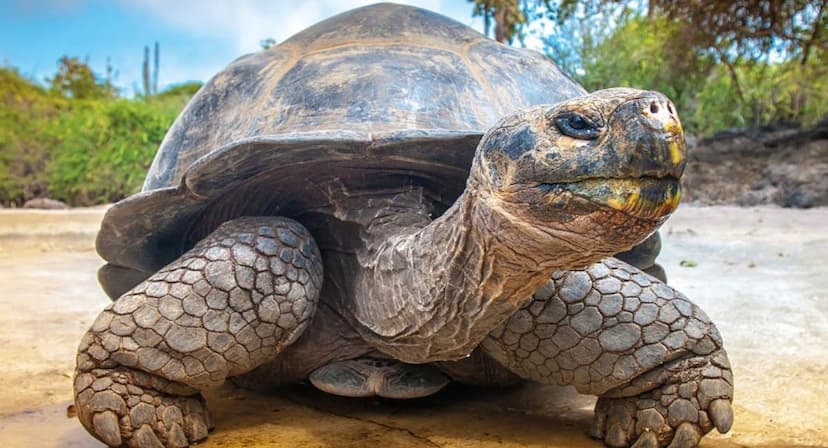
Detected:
[0,205,826,448]
[682,119,828,208]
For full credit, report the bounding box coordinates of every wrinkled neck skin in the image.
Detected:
[351,182,620,364]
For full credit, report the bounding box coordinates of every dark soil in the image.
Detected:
[682,117,828,208]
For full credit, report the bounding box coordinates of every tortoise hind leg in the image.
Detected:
[309,358,450,399]
[74,216,323,447]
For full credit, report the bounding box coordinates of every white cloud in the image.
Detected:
[119,0,480,55]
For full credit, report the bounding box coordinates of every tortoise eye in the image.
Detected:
[555,113,600,140]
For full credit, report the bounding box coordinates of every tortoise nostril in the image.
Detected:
[650,102,659,114]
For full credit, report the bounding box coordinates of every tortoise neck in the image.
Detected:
[352,185,588,363]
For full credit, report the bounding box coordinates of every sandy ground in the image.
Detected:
[0,205,825,448]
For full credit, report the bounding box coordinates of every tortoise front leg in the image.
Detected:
[74,217,322,447]
[481,258,733,448]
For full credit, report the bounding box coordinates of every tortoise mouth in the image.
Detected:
[539,176,681,220]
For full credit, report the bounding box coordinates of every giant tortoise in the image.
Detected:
[74,4,733,447]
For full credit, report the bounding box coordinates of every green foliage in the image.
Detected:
[577,16,714,131]
[692,56,828,135]
[0,59,191,206]
[46,97,183,205]
[158,81,203,98]
[555,10,828,135]
[49,56,116,99]
[0,67,64,205]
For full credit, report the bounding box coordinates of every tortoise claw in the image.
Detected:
[631,430,658,448]
[92,411,121,447]
[666,422,701,448]
[709,399,734,433]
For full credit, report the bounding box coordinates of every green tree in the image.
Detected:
[471,0,828,134]
[48,56,116,99]
[577,16,714,130]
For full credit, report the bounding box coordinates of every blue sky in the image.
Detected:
[0,0,489,95]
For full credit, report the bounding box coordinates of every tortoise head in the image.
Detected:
[471,87,686,256]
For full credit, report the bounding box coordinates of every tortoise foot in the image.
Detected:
[309,358,449,399]
[74,368,213,447]
[590,350,733,448]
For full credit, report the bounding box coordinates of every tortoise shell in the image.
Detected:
[96,3,586,296]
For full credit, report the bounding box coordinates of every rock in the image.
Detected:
[22,198,69,209]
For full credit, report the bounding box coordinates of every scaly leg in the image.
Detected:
[74,217,323,447]
[482,258,733,448]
